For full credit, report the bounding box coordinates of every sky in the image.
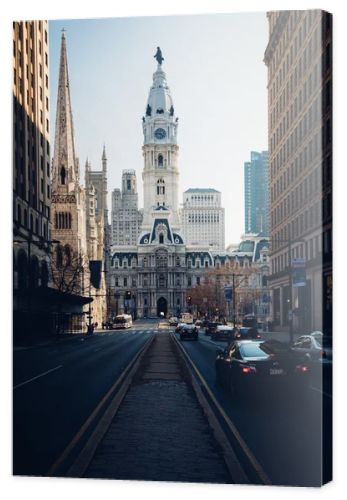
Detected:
[49,13,268,246]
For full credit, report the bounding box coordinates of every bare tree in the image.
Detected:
[50,245,88,296]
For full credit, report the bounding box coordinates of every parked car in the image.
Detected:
[205,322,223,336]
[215,339,310,398]
[169,316,179,326]
[233,327,261,340]
[180,324,198,341]
[194,320,203,329]
[292,333,332,365]
[211,325,234,342]
[175,323,186,333]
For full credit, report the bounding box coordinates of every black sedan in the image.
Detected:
[233,327,261,340]
[215,340,310,398]
[204,322,223,336]
[211,326,234,342]
[180,324,198,341]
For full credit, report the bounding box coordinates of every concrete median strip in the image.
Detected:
[48,334,155,477]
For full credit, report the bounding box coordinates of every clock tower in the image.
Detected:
[141,52,180,229]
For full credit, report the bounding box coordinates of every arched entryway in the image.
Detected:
[157,297,167,317]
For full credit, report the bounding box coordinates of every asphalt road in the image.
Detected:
[13,319,156,476]
[13,320,331,485]
[176,329,332,487]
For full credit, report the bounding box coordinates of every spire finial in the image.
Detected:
[102,144,107,161]
[154,47,164,65]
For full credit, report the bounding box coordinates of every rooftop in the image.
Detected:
[184,188,220,193]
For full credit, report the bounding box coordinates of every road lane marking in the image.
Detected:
[13,365,63,390]
[310,386,332,399]
[48,333,155,477]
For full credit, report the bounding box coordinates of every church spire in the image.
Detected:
[52,30,79,193]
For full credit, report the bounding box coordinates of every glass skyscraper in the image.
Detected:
[244,151,269,235]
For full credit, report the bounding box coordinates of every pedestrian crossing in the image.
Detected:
[98,329,173,336]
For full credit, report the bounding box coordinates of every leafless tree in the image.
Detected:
[50,245,88,296]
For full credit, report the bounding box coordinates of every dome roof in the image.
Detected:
[146,65,174,115]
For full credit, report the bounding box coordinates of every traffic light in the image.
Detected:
[187,295,192,305]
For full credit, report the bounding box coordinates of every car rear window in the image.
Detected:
[240,343,269,359]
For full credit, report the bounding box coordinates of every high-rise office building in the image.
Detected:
[244,151,269,235]
[264,10,332,333]
[13,21,52,338]
[181,188,225,250]
[111,170,143,245]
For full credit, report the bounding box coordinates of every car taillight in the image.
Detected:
[241,365,257,374]
[295,364,309,373]
[322,350,327,359]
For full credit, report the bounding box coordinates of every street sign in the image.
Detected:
[291,258,306,287]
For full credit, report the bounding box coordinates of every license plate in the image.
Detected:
[270,368,284,375]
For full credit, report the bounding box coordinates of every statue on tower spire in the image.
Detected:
[154,47,164,65]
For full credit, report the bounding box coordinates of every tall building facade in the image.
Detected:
[181,188,225,250]
[264,11,332,333]
[111,170,143,245]
[109,51,218,318]
[244,151,269,235]
[85,148,109,322]
[51,31,107,329]
[13,21,53,339]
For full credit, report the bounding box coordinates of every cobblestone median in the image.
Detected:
[85,333,232,483]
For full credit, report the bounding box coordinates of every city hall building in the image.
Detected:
[109,52,219,318]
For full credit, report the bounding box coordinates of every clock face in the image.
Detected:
[154,128,166,140]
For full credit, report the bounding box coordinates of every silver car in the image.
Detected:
[292,333,332,365]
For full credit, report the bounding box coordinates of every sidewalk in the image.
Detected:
[83,332,232,483]
[260,330,301,343]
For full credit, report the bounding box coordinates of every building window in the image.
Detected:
[159,233,164,244]
[60,165,66,185]
[158,154,163,167]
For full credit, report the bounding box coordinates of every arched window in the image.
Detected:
[157,179,165,195]
[17,251,28,289]
[23,209,28,228]
[56,245,63,268]
[64,245,71,266]
[158,154,163,167]
[29,256,40,288]
[17,205,21,225]
[60,165,66,185]
[41,261,49,287]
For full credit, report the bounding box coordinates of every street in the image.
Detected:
[13,319,331,486]
[176,329,332,486]
[13,319,155,476]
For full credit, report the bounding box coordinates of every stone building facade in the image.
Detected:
[109,53,219,318]
[264,11,332,333]
[51,31,107,330]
